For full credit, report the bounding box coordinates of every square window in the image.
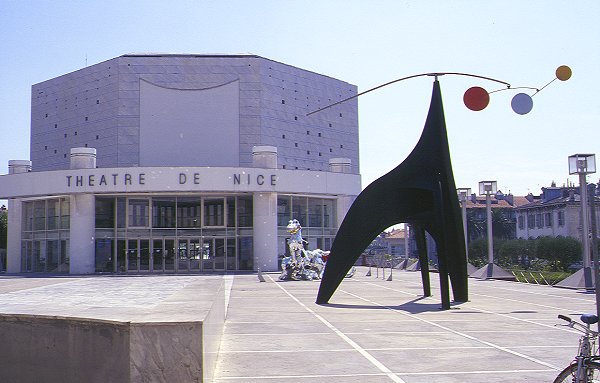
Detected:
[64,133,67,138]
[74,131,77,136]
[85,116,88,121]
[295,143,298,147]
[329,123,332,127]
[307,151,310,155]
[340,144,344,148]
[329,148,333,152]
[339,113,343,117]
[96,100,100,104]
[96,135,99,140]
[44,146,47,150]
[281,100,285,104]
[282,134,286,139]
[54,124,57,128]
[294,116,298,121]
[318,133,322,137]
[307,130,310,135]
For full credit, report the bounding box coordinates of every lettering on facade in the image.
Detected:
[66,173,146,187]
[178,173,201,185]
[233,173,277,186]
[64,171,278,188]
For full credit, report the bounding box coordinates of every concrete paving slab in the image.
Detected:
[214,267,593,383]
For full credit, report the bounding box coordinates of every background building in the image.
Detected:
[0,54,361,274]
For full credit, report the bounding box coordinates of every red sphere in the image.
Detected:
[463,86,490,111]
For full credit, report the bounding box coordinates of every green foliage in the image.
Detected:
[468,236,582,273]
[535,236,581,272]
[497,239,536,268]
[0,210,7,249]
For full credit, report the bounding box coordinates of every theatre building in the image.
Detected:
[0,54,361,274]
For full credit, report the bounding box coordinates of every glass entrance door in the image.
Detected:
[214,238,225,270]
[189,238,201,271]
[152,239,164,271]
[178,239,190,271]
[201,238,226,271]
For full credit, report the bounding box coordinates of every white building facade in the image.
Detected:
[0,54,361,274]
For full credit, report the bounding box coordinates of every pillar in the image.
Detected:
[329,158,354,226]
[69,148,96,274]
[252,146,278,271]
[6,160,31,273]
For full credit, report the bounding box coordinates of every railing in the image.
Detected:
[511,269,570,285]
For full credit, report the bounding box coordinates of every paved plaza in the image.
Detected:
[0,267,595,382]
[215,267,593,383]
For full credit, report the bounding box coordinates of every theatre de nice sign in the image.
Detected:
[0,167,361,199]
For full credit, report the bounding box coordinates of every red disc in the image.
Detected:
[463,86,490,111]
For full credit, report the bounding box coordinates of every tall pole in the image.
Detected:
[486,193,494,265]
[461,200,469,263]
[580,172,591,269]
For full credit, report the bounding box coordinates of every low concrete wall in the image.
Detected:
[0,277,226,383]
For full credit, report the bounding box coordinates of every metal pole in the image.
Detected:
[461,200,469,263]
[588,184,599,337]
[486,193,494,265]
[580,173,591,269]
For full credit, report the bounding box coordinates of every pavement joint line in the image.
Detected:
[475,284,596,303]
[467,305,583,335]
[470,291,578,311]
[218,345,496,354]
[394,368,556,376]
[355,277,588,335]
[215,372,389,381]
[267,274,408,383]
[339,289,563,371]
[223,273,234,317]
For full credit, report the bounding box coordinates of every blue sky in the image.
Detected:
[1,0,598,196]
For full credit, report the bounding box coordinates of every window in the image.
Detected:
[545,212,553,227]
[204,198,224,226]
[237,196,253,227]
[558,210,565,226]
[282,134,285,139]
[536,213,543,228]
[128,199,149,227]
[177,198,201,228]
[518,215,524,230]
[307,130,310,135]
[528,214,535,229]
[152,198,176,228]
[95,197,115,228]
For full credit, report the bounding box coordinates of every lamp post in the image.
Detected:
[457,188,475,274]
[480,181,497,266]
[557,154,596,289]
[471,181,515,280]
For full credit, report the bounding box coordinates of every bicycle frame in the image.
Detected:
[558,314,600,383]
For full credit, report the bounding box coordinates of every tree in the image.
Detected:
[497,239,535,268]
[535,236,581,272]
[0,210,7,249]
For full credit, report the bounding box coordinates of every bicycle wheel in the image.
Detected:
[554,361,600,383]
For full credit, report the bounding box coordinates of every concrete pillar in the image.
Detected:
[69,148,96,274]
[252,146,277,169]
[6,160,31,273]
[329,158,355,225]
[252,146,278,271]
[329,157,352,174]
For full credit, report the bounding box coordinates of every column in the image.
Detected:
[329,158,354,226]
[6,160,31,273]
[252,146,278,271]
[69,148,96,274]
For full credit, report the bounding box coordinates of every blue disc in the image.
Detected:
[511,93,533,115]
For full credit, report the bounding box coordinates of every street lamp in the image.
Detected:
[457,187,475,274]
[558,154,596,289]
[471,181,515,280]
[479,181,497,266]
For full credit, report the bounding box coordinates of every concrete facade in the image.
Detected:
[30,54,359,173]
[2,55,361,275]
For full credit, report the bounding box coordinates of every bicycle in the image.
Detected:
[554,313,600,382]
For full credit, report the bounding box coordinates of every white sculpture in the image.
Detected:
[279,219,328,281]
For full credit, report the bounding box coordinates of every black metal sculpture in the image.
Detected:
[316,79,468,308]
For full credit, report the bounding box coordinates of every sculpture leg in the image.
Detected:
[414,226,431,297]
